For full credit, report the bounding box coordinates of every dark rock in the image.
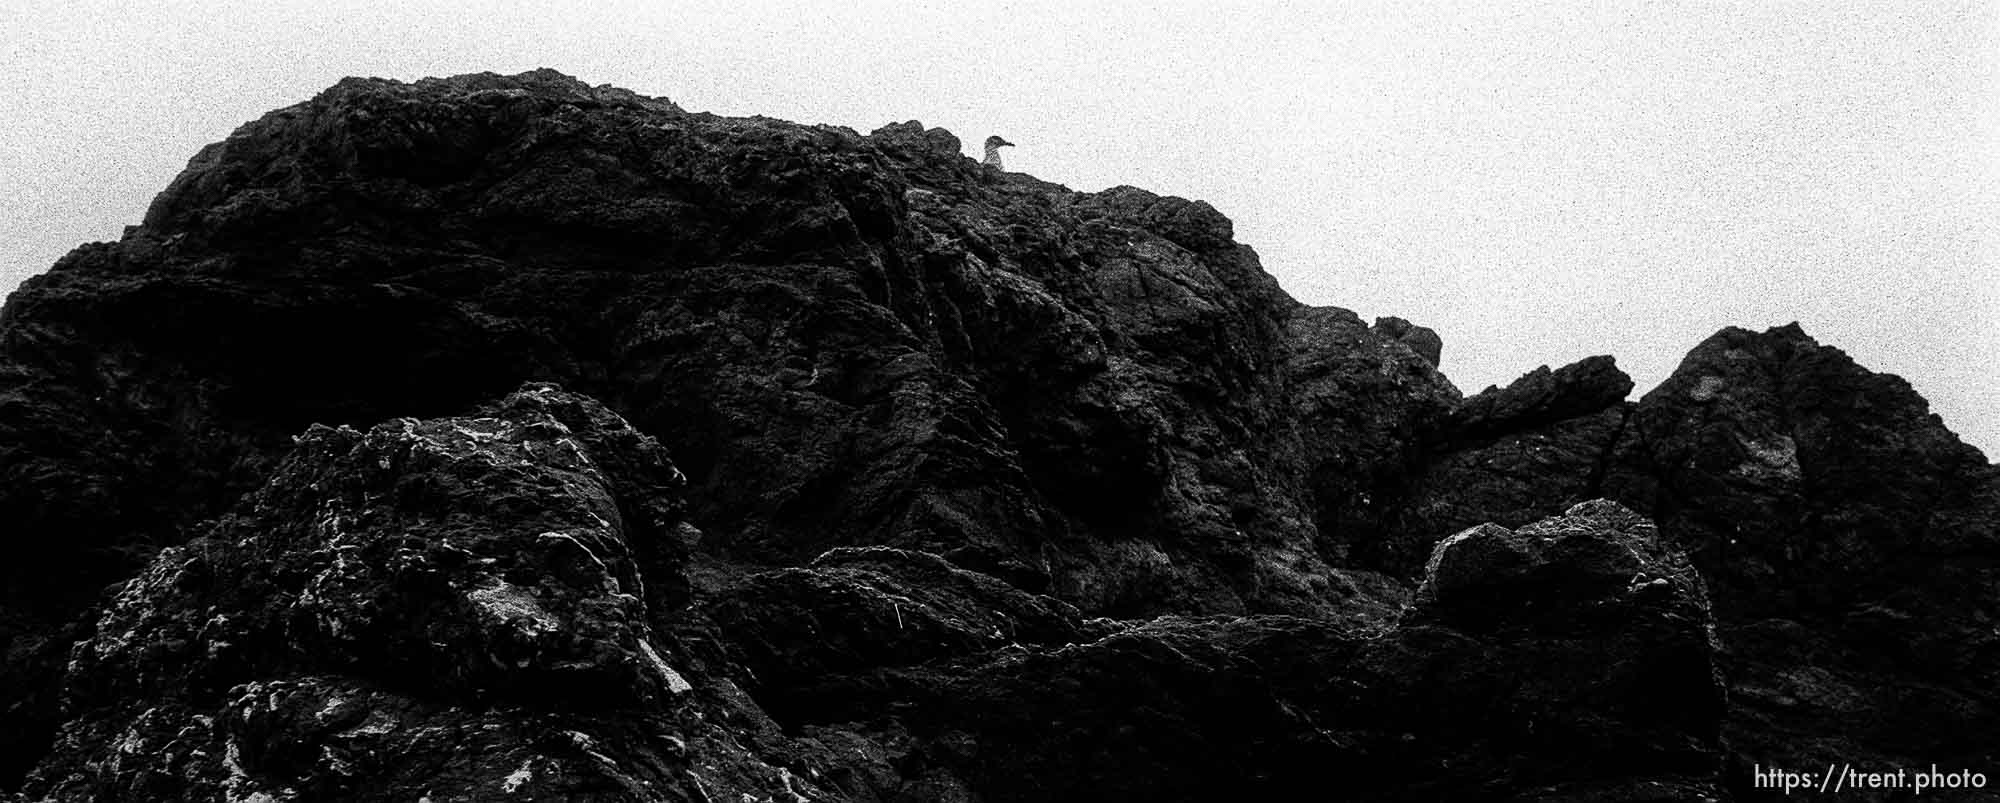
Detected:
[701,546,1103,722]
[0,71,1466,781]
[1379,357,1635,576]
[1073,185,1235,252]
[1607,324,2000,795]
[1381,327,2000,796]
[2,73,1449,626]
[718,500,1726,802]
[0,69,1991,800]
[14,382,1729,801]
[1386,409,1630,574]
[868,120,963,160]
[1410,499,1708,632]
[1451,355,1632,443]
[1285,304,1462,571]
[24,384,843,802]
[1371,315,1443,367]
[1613,324,1989,614]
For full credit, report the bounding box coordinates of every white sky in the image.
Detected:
[3,1,1995,455]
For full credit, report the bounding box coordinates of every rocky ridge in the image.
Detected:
[0,70,1992,800]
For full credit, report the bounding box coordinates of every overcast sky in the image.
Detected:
[3,1,1995,455]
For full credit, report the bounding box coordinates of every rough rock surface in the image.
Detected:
[1371,315,1442,367]
[824,499,1729,802]
[0,70,1994,800]
[25,385,828,801]
[0,70,1449,784]
[1385,328,2000,799]
[2,70,1447,625]
[27,397,1727,801]
[1384,356,1636,575]
[1609,325,1999,798]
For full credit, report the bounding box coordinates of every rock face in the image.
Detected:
[4,70,1447,623]
[1383,356,1636,575]
[1384,329,2000,800]
[1610,325,1999,796]
[0,71,1450,786]
[24,389,1726,800]
[26,386,794,801]
[0,70,1993,800]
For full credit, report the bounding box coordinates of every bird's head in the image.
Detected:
[986,135,1014,148]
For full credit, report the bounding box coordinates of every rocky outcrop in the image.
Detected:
[1,70,1450,625]
[1382,326,2000,799]
[1381,356,1636,575]
[0,70,1993,799]
[845,499,1728,802]
[0,71,1451,783]
[1608,325,1999,796]
[1371,315,1442,367]
[24,385,822,801]
[698,546,1107,724]
[1450,355,1633,442]
[1285,305,1460,574]
[20,385,1727,800]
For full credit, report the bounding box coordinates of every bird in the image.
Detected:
[983,135,1014,169]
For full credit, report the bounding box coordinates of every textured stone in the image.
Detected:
[1381,357,1635,576]
[0,70,1990,800]
[23,385,839,802]
[1608,324,2000,794]
[1450,355,1632,442]
[0,71,1460,781]
[1371,315,1443,367]
[705,501,1725,802]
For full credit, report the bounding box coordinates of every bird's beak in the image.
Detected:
[1000,139,1014,147]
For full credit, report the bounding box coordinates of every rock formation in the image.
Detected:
[23,384,1730,801]
[0,70,1992,800]
[1613,325,1998,793]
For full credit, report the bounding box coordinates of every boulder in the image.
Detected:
[24,384,840,802]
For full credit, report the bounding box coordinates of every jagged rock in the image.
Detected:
[1073,185,1236,252]
[1285,304,1461,570]
[1450,355,1632,442]
[1371,315,1443,367]
[0,70,1992,800]
[1608,324,2000,795]
[1614,324,1988,613]
[0,70,1459,779]
[700,546,1105,722]
[23,384,851,802]
[868,120,963,161]
[0,68,1459,622]
[14,381,1728,801]
[1383,329,2000,796]
[1410,499,1708,631]
[1378,357,1635,576]
[703,500,1724,801]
